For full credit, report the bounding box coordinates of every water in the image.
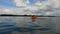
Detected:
[0,16,60,34]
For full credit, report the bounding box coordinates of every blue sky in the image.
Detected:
[29,0,35,6]
[0,0,46,9]
[0,0,60,16]
[0,0,16,9]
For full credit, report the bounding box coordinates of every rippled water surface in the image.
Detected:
[0,16,60,34]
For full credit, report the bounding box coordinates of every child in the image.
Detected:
[31,15,37,23]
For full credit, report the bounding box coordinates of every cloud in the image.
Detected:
[0,7,13,14]
[45,11,54,15]
[13,0,48,15]
[49,0,60,8]
[13,0,60,16]
[13,8,27,15]
[33,0,60,16]
[14,0,29,7]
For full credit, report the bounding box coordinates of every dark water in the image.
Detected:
[0,16,60,34]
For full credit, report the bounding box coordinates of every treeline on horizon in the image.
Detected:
[0,14,56,17]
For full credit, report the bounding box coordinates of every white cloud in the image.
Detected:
[49,0,60,8]
[45,11,54,15]
[13,0,60,16]
[14,0,29,7]
[0,7,13,14]
[34,0,60,16]
[13,8,27,15]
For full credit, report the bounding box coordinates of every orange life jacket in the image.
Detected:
[31,15,37,20]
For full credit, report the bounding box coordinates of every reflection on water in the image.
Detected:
[0,16,60,34]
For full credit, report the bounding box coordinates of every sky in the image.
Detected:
[0,0,60,16]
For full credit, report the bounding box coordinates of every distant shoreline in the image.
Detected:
[0,14,58,17]
[0,15,57,17]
